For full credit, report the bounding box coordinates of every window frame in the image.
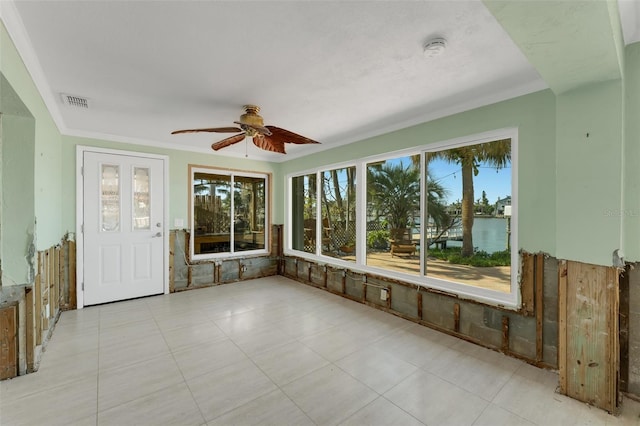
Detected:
[285,128,519,308]
[189,165,270,261]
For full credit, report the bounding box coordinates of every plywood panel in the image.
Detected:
[560,260,618,413]
[0,305,18,380]
[521,252,535,315]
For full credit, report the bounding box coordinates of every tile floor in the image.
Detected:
[1,275,639,425]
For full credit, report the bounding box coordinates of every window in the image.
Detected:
[190,166,269,259]
[287,130,517,307]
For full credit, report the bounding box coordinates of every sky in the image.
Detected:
[428,158,511,205]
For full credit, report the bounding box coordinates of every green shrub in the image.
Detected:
[426,247,510,267]
[367,230,390,250]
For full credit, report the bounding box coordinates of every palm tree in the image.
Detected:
[368,160,450,231]
[427,139,511,257]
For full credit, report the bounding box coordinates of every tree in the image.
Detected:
[428,139,511,257]
[368,160,450,230]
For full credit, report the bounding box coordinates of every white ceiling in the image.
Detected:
[1,1,638,162]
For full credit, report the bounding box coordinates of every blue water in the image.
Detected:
[442,217,509,253]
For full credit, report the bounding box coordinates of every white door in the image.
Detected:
[82,151,165,305]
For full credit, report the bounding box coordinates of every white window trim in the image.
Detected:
[190,166,270,261]
[284,127,519,309]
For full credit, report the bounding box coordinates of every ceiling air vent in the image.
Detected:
[60,93,90,109]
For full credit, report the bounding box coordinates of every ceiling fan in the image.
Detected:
[171,105,320,154]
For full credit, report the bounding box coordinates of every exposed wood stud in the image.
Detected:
[25,288,35,372]
[362,282,367,303]
[323,266,328,288]
[0,305,18,380]
[341,272,346,294]
[69,241,77,310]
[187,265,193,288]
[501,315,510,353]
[417,292,423,320]
[521,252,535,315]
[386,286,392,309]
[558,260,568,394]
[619,266,630,393]
[169,232,175,293]
[454,303,460,332]
[308,264,312,283]
[35,254,42,346]
[535,254,544,362]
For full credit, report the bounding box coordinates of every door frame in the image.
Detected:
[76,145,169,309]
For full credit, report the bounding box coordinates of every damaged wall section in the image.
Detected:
[169,226,281,292]
[282,251,558,369]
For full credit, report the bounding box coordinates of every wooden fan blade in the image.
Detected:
[211,133,246,151]
[253,134,286,154]
[265,126,320,145]
[171,127,241,135]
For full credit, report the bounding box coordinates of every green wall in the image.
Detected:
[625,42,640,261]
[555,80,624,265]
[1,21,62,253]
[279,90,557,256]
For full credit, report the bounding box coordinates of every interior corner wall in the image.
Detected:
[278,89,557,256]
[624,42,640,262]
[0,113,35,285]
[555,80,624,266]
[1,20,63,252]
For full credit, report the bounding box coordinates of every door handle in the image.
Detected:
[152,232,162,238]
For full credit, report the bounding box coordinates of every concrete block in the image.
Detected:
[424,293,455,330]
[192,263,215,286]
[389,283,418,319]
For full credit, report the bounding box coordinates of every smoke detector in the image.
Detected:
[60,93,90,109]
[423,38,447,57]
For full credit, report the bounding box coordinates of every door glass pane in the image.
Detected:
[193,173,231,254]
[234,176,266,252]
[291,174,317,253]
[321,166,356,260]
[101,164,120,232]
[133,167,150,230]
[366,155,420,275]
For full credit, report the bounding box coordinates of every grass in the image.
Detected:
[427,247,511,267]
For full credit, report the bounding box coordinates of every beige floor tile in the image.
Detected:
[0,376,97,426]
[99,318,162,348]
[154,309,212,332]
[252,341,330,386]
[269,312,335,339]
[97,382,205,426]
[282,364,378,425]
[336,346,418,394]
[99,333,170,371]
[208,389,314,426]
[339,397,425,426]
[173,338,248,380]
[229,325,296,356]
[300,327,372,362]
[425,342,520,400]
[384,370,488,426]
[186,358,278,421]
[472,404,535,426]
[161,322,227,351]
[371,327,453,367]
[214,310,271,336]
[98,352,184,411]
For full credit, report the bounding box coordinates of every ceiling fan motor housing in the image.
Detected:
[238,105,265,135]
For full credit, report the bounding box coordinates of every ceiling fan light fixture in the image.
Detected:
[423,37,447,57]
